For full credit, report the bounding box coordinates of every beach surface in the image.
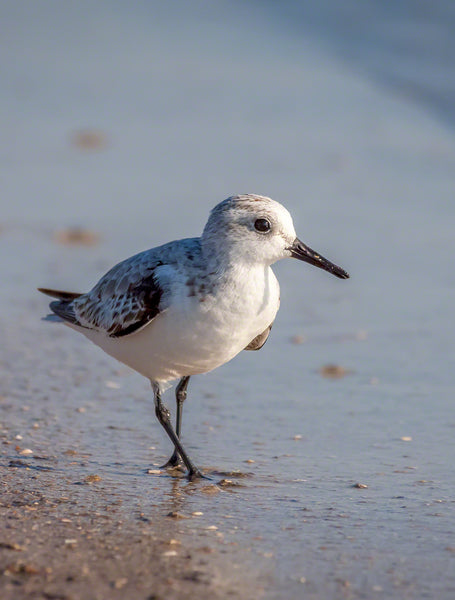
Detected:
[1,1,455,598]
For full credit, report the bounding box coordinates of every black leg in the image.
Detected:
[161,376,191,468]
[153,382,202,480]
[175,375,190,437]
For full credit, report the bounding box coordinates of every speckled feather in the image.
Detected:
[56,239,205,338]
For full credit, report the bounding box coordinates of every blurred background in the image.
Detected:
[2,0,454,395]
[1,1,455,597]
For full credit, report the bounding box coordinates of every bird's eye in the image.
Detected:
[254,218,271,233]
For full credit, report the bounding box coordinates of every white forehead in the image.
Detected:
[207,194,296,236]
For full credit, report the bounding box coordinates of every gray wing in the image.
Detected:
[244,323,273,351]
[49,252,165,338]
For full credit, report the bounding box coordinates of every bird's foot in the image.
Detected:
[160,449,184,470]
[160,459,185,471]
[160,459,211,480]
[187,467,212,481]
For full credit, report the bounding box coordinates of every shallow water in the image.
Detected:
[1,1,455,598]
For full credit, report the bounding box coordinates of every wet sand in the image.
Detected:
[1,464,264,600]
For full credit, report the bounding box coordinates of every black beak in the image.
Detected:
[288,238,349,280]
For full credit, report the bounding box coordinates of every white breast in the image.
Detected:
[78,264,280,383]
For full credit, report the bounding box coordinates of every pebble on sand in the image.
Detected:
[53,227,101,246]
[70,129,109,151]
[19,448,33,456]
[105,380,121,389]
[84,474,102,484]
[319,365,351,379]
[201,485,220,495]
[166,511,188,520]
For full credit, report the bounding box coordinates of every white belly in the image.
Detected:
[77,266,280,384]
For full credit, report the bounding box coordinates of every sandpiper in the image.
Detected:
[39,194,349,479]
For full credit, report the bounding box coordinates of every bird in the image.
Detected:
[39,194,349,479]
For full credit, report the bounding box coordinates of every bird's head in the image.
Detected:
[202,194,349,279]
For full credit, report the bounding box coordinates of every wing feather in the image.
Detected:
[41,238,200,339]
[74,259,164,337]
[244,323,273,351]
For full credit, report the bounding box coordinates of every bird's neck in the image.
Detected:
[201,235,270,272]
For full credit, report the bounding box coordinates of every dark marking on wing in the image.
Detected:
[244,323,273,351]
[109,272,162,337]
[71,264,164,338]
[41,262,165,338]
[40,239,204,338]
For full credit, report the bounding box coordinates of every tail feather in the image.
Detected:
[42,314,63,323]
[38,288,83,301]
[49,299,79,325]
[38,287,82,326]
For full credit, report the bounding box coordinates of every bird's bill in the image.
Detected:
[289,238,349,280]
